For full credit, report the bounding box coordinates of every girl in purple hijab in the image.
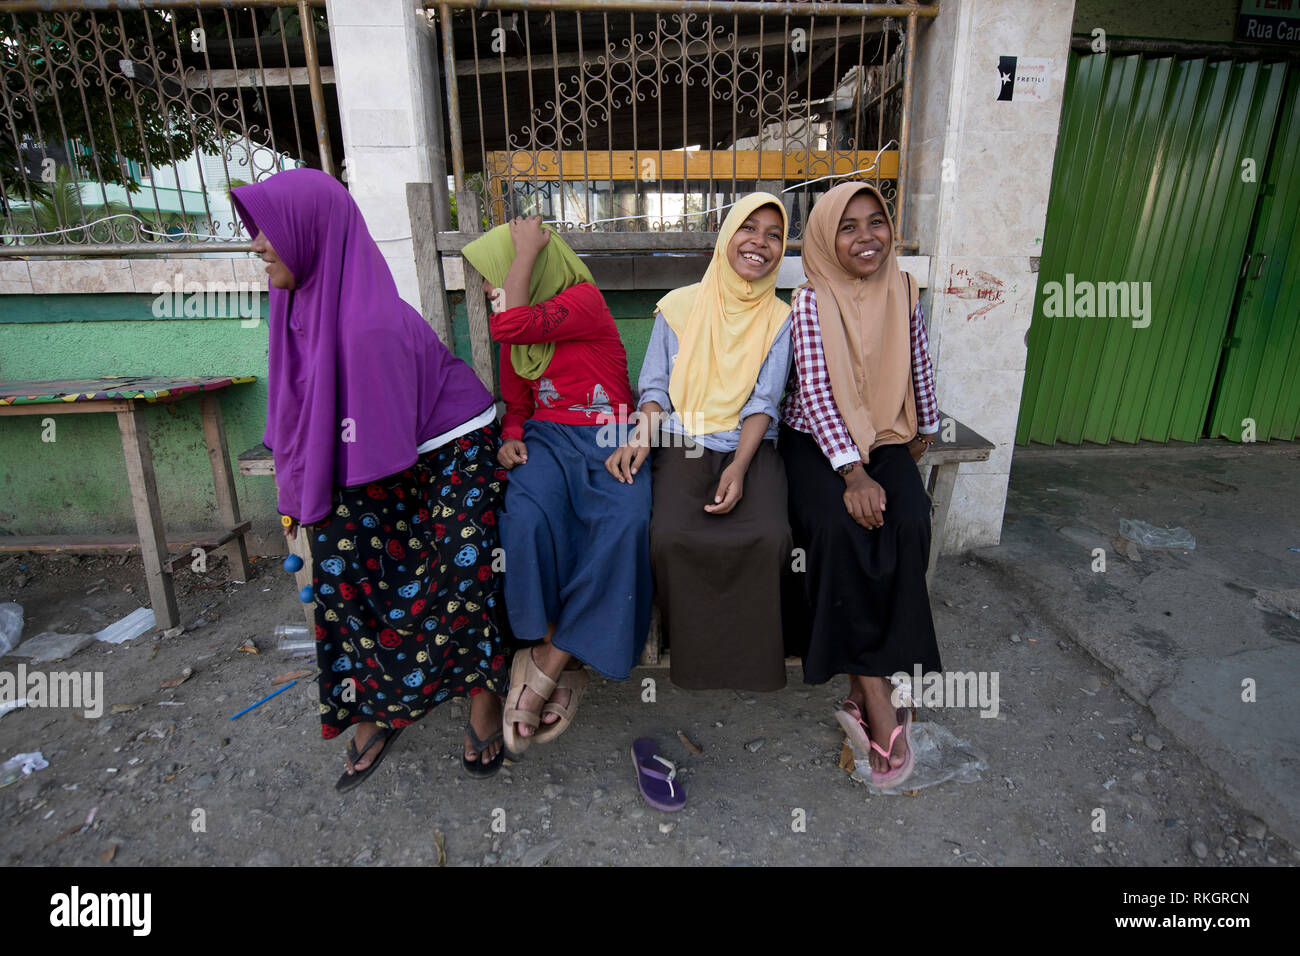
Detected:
[231,168,511,788]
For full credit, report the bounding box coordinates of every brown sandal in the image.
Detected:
[531,666,589,745]
[502,648,557,761]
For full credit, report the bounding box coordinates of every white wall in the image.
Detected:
[908,0,1077,550]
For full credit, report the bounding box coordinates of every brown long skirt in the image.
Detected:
[650,436,792,691]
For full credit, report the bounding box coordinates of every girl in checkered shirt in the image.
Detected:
[779,181,941,789]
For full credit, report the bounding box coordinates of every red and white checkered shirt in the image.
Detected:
[781,283,939,469]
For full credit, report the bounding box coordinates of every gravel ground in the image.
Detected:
[1,549,1293,867]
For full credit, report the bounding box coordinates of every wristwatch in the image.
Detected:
[835,462,858,476]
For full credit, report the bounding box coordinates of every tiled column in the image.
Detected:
[907,0,1076,550]
[324,0,443,307]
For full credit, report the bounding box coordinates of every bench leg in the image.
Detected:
[640,605,663,666]
[291,524,316,630]
[116,404,180,630]
[199,394,253,583]
[926,463,959,588]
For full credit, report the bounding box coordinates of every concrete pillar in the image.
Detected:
[907,0,1076,550]
[324,0,445,308]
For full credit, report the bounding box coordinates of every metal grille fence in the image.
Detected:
[431,0,934,249]
[0,0,333,255]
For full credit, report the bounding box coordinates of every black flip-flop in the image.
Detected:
[335,726,403,792]
[462,721,505,778]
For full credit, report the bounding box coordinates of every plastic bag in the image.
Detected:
[852,721,988,794]
[1118,518,1195,550]
[0,603,23,655]
[0,751,49,788]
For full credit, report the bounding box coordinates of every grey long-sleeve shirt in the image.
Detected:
[637,310,793,453]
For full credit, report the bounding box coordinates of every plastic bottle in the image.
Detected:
[274,624,314,657]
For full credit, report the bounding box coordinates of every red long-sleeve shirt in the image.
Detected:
[491,282,636,441]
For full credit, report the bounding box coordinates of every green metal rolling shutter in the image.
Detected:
[1017,52,1287,445]
[1207,67,1300,443]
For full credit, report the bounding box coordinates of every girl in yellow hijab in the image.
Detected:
[606,193,794,691]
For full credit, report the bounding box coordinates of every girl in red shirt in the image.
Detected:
[463,217,650,762]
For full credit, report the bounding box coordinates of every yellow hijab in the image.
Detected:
[657,193,792,436]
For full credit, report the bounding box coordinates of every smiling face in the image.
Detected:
[251,230,297,290]
[726,203,785,281]
[834,191,892,278]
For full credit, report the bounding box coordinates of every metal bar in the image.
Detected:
[193,6,240,236]
[495,8,511,220]
[428,1,937,17]
[876,16,887,189]
[297,0,333,176]
[140,9,193,229]
[436,229,831,252]
[575,11,591,226]
[852,13,865,152]
[548,9,565,226]
[452,19,879,75]
[0,1,327,10]
[187,65,336,89]
[3,13,56,236]
[469,11,489,207]
[522,10,542,218]
[895,9,916,240]
[275,6,308,167]
[247,5,282,164]
[779,13,789,215]
[219,7,257,187]
[1068,35,1300,60]
[2,241,254,256]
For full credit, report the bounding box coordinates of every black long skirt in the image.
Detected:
[650,436,792,692]
[779,424,941,684]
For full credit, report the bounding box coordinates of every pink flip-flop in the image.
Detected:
[870,707,915,789]
[835,700,873,758]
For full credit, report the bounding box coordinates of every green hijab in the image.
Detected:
[462,223,595,379]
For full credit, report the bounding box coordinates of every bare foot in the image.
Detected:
[860,677,905,776]
[465,692,504,765]
[344,722,388,775]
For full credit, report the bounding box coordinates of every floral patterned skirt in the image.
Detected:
[307,422,511,738]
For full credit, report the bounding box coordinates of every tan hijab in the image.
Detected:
[801,181,917,454]
[657,192,791,435]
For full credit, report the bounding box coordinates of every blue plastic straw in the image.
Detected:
[229,680,298,720]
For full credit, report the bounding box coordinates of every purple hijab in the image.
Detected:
[231,168,492,524]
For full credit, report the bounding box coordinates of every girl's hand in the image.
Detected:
[605,442,649,484]
[842,467,886,529]
[705,461,745,514]
[281,515,299,540]
[498,438,528,469]
[508,216,551,258]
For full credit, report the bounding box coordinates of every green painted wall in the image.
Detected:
[2,288,668,549]
[0,295,276,545]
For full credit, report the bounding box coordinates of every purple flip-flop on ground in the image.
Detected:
[632,738,686,811]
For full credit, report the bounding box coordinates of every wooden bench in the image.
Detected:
[0,376,256,631]
[239,409,992,665]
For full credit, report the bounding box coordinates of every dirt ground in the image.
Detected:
[2,547,1293,867]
